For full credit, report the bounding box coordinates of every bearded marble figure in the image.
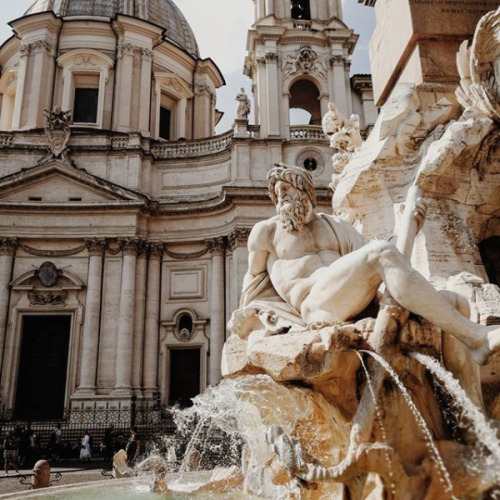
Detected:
[230,164,500,368]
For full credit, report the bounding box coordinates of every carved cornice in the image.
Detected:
[0,238,18,256]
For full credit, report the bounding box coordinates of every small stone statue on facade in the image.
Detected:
[39,106,72,164]
[235,88,251,120]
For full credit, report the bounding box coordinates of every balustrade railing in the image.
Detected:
[151,131,233,159]
[289,125,327,141]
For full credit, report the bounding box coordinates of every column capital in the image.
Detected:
[147,241,164,259]
[84,238,106,256]
[206,237,226,255]
[140,47,154,60]
[0,238,18,256]
[117,42,137,59]
[228,228,251,251]
[118,237,141,256]
[329,55,347,69]
[19,44,31,57]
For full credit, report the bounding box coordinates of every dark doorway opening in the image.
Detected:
[168,348,200,408]
[479,235,500,286]
[159,106,172,140]
[15,316,71,420]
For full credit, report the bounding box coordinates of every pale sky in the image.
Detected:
[0,0,374,132]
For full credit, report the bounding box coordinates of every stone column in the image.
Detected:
[207,238,226,385]
[76,238,106,393]
[329,56,349,118]
[265,0,273,15]
[193,84,213,139]
[256,0,265,18]
[344,59,353,116]
[27,40,54,128]
[131,240,148,395]
[143,242,163,398]
[138,49,153,136]
[227,229,251,318]
[265,53,281,137]
[177,98,187,139]
[115,42,135,132]
[113,238,139,395]
[12,45,29,129]
[0,238,17,378]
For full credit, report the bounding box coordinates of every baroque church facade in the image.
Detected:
[0,0,376,422]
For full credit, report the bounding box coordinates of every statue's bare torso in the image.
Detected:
[248,213,353,316]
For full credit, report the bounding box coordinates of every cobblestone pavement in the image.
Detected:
[0,461,112,496]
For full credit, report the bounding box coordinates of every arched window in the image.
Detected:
[291,0,311,20]
[154,73,193,141]
[57,50,114,128]
[289,79,321,125]
[177,312,194,341]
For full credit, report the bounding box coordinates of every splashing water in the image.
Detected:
[355,352,396,496]
[170,375,319,474]
[411,352,500,479]
[362,350,456,498]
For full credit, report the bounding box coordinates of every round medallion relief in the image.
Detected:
[38,262,59,287]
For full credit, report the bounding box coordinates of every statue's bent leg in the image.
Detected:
[373,241,500,365]
[439,290,484,409]
[303,240,500,363]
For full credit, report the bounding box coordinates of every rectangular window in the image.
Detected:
[159,106,171,140]
[74,88,98,123]
[73,73,99,123]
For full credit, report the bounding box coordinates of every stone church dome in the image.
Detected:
[25,0,199,57]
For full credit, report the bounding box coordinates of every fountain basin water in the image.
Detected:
[0,475,259,500]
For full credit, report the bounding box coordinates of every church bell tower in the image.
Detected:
[245,0,359,139]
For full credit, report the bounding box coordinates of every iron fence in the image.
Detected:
[0,405,177,465]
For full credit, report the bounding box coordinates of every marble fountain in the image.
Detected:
[2,6,500,500]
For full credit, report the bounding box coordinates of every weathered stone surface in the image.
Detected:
[369,0,499,105]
